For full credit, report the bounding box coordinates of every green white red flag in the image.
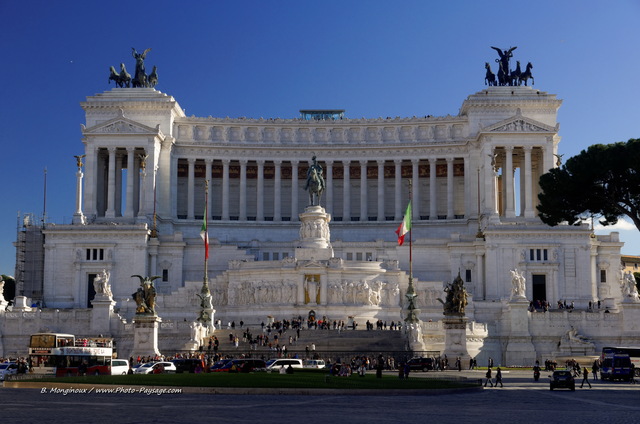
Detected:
[200,208,209,260]
[395,201,412,246]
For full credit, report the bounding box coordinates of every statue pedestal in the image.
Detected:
[442,316,470,362]
[90,295,115,334]
[504,299,536,366]
[296,205,333,261]
[130,315,162,358]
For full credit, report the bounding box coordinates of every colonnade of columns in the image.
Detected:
[175,157,470,223]
[84,147,148,219]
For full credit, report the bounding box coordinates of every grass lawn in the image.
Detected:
[24,369,480,390]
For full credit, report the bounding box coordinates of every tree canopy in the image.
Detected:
[537,138,640,231]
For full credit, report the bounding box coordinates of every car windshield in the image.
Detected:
[0,364,11,370]
[141,363,154,368]
[265,360,277,367]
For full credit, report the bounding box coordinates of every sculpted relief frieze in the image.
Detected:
[171,118,470,146]
[491,119,550,133]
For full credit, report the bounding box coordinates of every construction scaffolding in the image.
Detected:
[14,213,45,304]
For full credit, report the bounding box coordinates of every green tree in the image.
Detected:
[537,138,640,231]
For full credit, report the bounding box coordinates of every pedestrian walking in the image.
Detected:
[580,366,592,388]
[495,367,504,387]
[484,367,494,387]
[630,364,637,384]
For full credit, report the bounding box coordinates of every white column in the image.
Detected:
[205,159,212,219]
[360,160,367,220]
[125,147,135,218]
[239,159,247,221]
[446,157,454,219]
[343,160,351,221]
[505,146,515,218]
[463,156,471,219]
[412,159,420,219]
[325,160,333,215]
[476,249,485,300]
[377,160,385,221]
[274,160,282,221]
[222,159,230,220]
[429,158,437,220]
[291,160,298,221]
[115,151,123,217]
[394,159,402,220]
[187,158,195,220]
[256,160,265,221]
[84,145,98,217]
[73,166,86,224]
[485,149,499,217]
[105,147,117,218]
[523,146,534,218]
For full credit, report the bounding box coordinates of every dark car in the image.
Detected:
[172,358,204,373]
[211,359,266,373]
[550,370,575,391]
[406,357,434,372]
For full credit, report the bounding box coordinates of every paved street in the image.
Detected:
[2,370,638,424]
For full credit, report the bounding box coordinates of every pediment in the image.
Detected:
[82,115,160,136]
[482,114,557,134]
[298,259,326,269]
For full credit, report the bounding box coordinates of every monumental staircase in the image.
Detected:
[212,327,409,359]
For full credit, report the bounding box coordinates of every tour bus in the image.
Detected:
[28,333,115,376]
[601,346,640,377]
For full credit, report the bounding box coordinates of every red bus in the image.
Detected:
[28,333,115,376]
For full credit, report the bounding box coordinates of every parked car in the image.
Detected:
[134,361,177,374]
[549,370,575,391]
[0,362,18,381]
[303,359,326,369]
[211,359,266,373]
[406,357,434,372]
[172,358,204,373]
[265,358,303,371]
[110,359,130,375]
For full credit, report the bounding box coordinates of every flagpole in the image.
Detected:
[204,180,209,284]
[405,179,419,323]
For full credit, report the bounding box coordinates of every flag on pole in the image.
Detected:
[200,208,209,260]
[395,201,412,246]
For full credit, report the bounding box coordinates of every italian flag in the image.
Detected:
[200,209,209,260]
[395,201,412,246]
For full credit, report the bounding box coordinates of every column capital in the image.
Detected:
[205,158,213,165]
[359,159,368,166]
[256,159,265,166]
[222,158,231,165]
[187,157,196,165]
[108,147,117,154]
[504,145,514,152]
[522,145,533,152]
[394,159,403,165]
[290,160,299,166]
[273,159,282,166]
[239,158,248,166]
[446,156,454,163]
[377,159,385,166]
[411,158,420,165]
[428,157,437,164]
[126,146,136,153]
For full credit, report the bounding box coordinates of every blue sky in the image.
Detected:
[1,0,639,274]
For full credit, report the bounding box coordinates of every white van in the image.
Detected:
[111,359,130,375]
[265,358,303,371]
[303,359,326,369]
